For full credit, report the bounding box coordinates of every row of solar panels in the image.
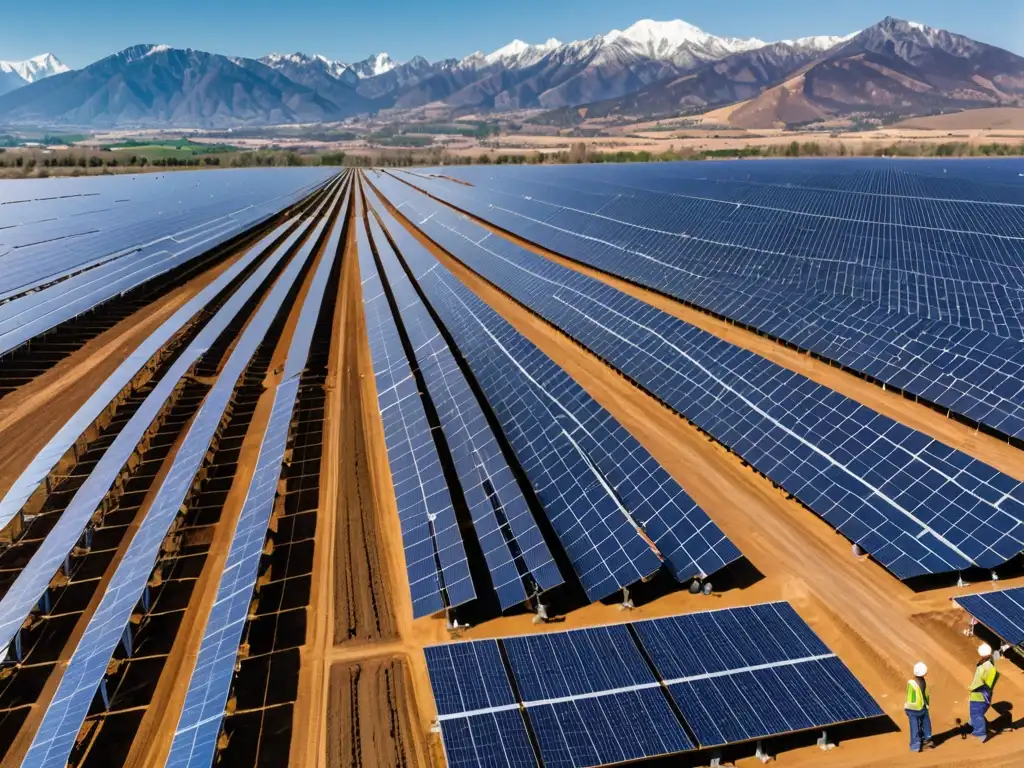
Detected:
[956,585,1024,648]
[392,164,1024,444]
[358,182,741,618]
[425,602,883,767]
[1,174,348,768]
[0,168,335,357]
[369,172,1024,582]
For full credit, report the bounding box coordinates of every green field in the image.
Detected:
[101,139,241,158]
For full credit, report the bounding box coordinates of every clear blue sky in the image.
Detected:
[2,0,1021,68]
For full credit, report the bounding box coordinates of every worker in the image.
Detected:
[969,643,1000,742]
[905,662,933,751]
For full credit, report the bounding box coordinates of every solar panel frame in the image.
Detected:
[438,709,538,768]
[366,210,562,610]
[0,168,333,304]
[423,601,881,764]
[0,216,296,531]
[955,586,1024,647]
[391,165,1024,444]
[19,199,327,768]
[356,212,474,618]
[0,219,312,666]
[424,640,519,716]
[370,175,1024,581]
[367,192,740,600]
[165,185,349,768]
[632,601,882,748]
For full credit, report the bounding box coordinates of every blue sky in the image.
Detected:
[1,0,1020,68]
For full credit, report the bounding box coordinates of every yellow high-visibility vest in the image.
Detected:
[969,660,999,703]
[905,679,929,711]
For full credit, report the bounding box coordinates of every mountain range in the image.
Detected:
[0,17,1021,129]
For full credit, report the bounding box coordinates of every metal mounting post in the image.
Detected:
[755,740,772,763]
[817,730,834,751]
[120,626,134,658]
[619,586,634,611]
[709,751,723,767]
[532,600,549,625]
[957,573,968,588]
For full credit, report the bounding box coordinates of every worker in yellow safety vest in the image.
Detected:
[905,661,933,751]
[969,643,1001,742]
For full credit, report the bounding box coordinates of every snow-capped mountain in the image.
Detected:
[779,33,858,51]
[0,53,69,83]
[262,52,351,81]
[605,19,765,61]
[0,53,69,95]
[459,38,563,69]
[349,52,396,78]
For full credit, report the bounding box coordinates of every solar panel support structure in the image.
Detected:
[818,730,835,751]
[755,741,770,763]
[620,586,634,611]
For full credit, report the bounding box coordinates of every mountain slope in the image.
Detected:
[376,18,780,112]
[723,18,1024,127]
[541,40,834,122]
[0,45,366,127]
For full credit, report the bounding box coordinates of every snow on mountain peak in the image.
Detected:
[778,32,858,51]
[365,52,395,76]
[0,52,70,83]
[481,37,563,67]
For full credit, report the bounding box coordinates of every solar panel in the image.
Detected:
[425,639,519,715]
[20,200,327,768]
[367,193,741,601]
[0,168,332,301]
[165,185,349,768]
[955,587,1024,646]
[370,176,1024,581]
[632,603,882,747]
[356,212,474,618]
[0,217,312,668]
[0,169,333,356]
[503,623,694,765]
[392,164,1024,444]
[365,210,563,610]
[423,602,881,764]
[439,709,537,768]
[0,216,295,532]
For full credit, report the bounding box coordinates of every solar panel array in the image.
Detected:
[20,197,327,768]
[370,175,1024,581]
[365,189,741,601]
[504,623,695,765]
[166,185,349,768]
[393,163,1024,444]
[424,640,537,767]
[357,211,474,618]
[0,217,296,532]
[366,211,563,610]
[0,168,333,356]
[0,217,311,668]
[424,602,882,767]
[955,587,1024,647]
[632,603,882,747]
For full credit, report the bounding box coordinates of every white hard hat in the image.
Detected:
[913,662,928,677]
[978,643,993,657]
